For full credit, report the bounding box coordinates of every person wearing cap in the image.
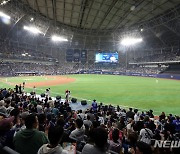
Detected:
[13,114,48,154]
[0,116,15,148]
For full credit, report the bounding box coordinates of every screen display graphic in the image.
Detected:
[95,53,118,63]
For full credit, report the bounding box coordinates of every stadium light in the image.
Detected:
[0,11,10,19]
[23,26,43,34]
[51,35,68,42]
[121,37,142,46]
[0,0,10,6]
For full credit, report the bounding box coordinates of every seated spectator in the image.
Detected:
[83,115,92,128]
[82,127,108,154]
[14,114,48,154]
[69,119,85,141]
[0,100,7,115]
[38,126,68,154]
[0,116,15,148]
[108,128,122,153]
[129,141,152,154]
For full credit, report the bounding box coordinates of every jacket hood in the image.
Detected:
[38,144,63,154]
[18,129,37,139]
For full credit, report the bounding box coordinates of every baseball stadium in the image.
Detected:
[0,0,180,154]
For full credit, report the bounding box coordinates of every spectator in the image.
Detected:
[0,100,7,115]
[139,123,153,145]
[108,128,122,153]
[69,118,85,141]
[83,115,92,128]
[92,100,98,112]
[82,127,108,154]
[126,108,134,119]
[38,126,68,154]
[0,116,15,148]
[14,114,48,154]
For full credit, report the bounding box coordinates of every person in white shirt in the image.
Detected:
[134,109,139,122]
[126,118,134,135]
[139,123,154,145]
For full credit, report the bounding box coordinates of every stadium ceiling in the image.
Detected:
[18,0,180,33]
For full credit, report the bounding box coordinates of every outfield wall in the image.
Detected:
[78,70,180,80]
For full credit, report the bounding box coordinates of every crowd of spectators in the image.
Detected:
[0,87,179,154]
[131,50,180,63]
[0,62,65,76]
[0,44,57,62]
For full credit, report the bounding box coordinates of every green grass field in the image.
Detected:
[0,74,180,115]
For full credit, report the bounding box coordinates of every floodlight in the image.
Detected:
[23,26,42,34]
[0,0,10,6]
[121,38,142,46]
[51,35,68,42]
[0,11,10,19]
[30,17,34,22]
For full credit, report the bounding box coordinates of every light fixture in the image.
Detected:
[121,37,143,46]
[0,0,10,6]
[24,26,43,34]
[51,35,68,42]
[0,11,10,19]
[30,17,34,22]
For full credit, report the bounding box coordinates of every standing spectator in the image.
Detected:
[23,82,25,88]
[92,100,98,112]
[15,85,18,93]
[14,114,48,154]
[139,123,153,145]
[126,108,134,119]
[19,84,22,94]
[134,109,139,122]
[172,116,180,132]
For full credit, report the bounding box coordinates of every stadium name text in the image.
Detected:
[154,140,180,148]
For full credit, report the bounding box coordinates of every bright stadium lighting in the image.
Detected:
[30,17,34,22]
[0,0,10,6]
[0,11,10,19]
[23,26,42,34]
[121,37,142,46]
[51,35,68,42]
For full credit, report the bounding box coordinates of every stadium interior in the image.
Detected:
[0,0,180,154]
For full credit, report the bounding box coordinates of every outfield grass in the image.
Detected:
[0,74,180,115]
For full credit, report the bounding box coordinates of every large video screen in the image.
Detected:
[95,53,118,63]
